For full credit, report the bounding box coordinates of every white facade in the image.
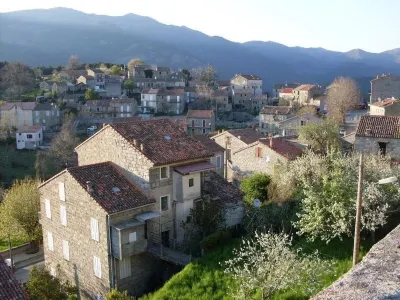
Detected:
[231,75,263,96]
[16,126,43,150]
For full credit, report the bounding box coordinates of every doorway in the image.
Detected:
[161,230,170,247]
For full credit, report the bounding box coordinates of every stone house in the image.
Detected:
[58,70,88,82]
[192,134,225,177]
[231,74,263,95]
[184,87,196,103]
[370,74,400,104]
[293,84,322,106]
[131,64,152,79]
[370,98,400,116]
[16,125,43,150]
[77,75,96,88]
[87,69,105,89]
[214,90,232,112]
[0,255,29,299]
[0,102,60,132]
[154,66,171,79]
[279,88,295,99]
[354,115,400,159]
[105,75,122,98]
[248,94,272,112]
[231,137,303,179]
[186,110,216,134]
[277,113,321,136]
[52,82,74,96]
[273,83,300,98]
[40,80,55,91]
[232,88,253,109]
[259,106,293,135]
[40,119,243,299]
[141,89,161,113]
[79,99,137,119]
[141,89,185,114]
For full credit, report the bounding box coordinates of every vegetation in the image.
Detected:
[0,62,36,99]
[26,265,78,300]
[84,88,99,100]
[0,178,41,251]
[0,236,29,251]
[240,173,271,205]
[298,119,340,154]
[127,58,145,71]
[105,289,136,300]
[110,65,122,75]
[296,105,317,116]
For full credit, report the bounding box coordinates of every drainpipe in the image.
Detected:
[107,215,115,289]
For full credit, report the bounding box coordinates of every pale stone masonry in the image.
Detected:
[369,98,400,116]
[259,106,294,135]
[370,74,400,103]
[186,110,216,134]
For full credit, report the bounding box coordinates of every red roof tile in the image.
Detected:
[294,84,316,91]
[259,137,303,160]
[186,110,214,119]
[280,88,293,94]
[203,172,243,204]
[68,162,154,214]
[226,128,262,145]
[16,125,42,133]
[192,135,225,153]
[260,106,292,115]
[356,115,400,139]
[371,98,399,107]
[0,255,29,300]
[110,119,214,165]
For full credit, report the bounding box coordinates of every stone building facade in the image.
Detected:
[231,74,263,95]
[293,84,322,106]
[369,99,400,116]
[370,74,400,104]
[259,106,293,134]
[277,114,321,136]
[186,110,216,134]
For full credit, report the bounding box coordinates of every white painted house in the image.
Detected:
[16,125,43,150]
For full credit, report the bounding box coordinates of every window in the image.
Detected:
[160,166,169,179]
[47,232,54,251]
[378,142,387,156]
[91,218,99,242]
[50,267,56,277]
[202,128,206,134]
[60,205,67,226]
[45,199,51,219]
[216,155,222,168]
[59,182,65,201]
[39,133,41,138]
[300,120,305,126]
[189,178,194,187]
[255,147,262,158]
[192,120,195,127]
[128,232,137,243]
[93,256,101,278]
[62,240,69,261]
[161,195,170,211]
[202,120,206,127]
[119,258,131,279]
[27,134,33,139]
[46,111,50,117]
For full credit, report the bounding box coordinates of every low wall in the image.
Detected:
[0,243,31,259]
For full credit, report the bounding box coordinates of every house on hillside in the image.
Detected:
[231,74,263,95]
[370,74,400,104]
[87,69,105,89]
[214,90,232,112]
[105,75,122,98]
[40,80,55,91]
[354,115,400,159]
[77,75,96,88]
[186,110,215,134]
[192,134,225,177]
[273,83,300,98]
[16,125,43,150]
[52,82,74,96]
[232,88,253,109]
[293,84,322,106]
[278,114,321,136]
[370,98,400,116]
[231,137,303,179]
[259,106,294,134]
[141,89,186,114]
[248,94,272,112]
[79,99,137,119]
[279,88,295,100]
[58,70,87,82]
[39,119,243,298]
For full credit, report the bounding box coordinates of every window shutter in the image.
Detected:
[60,205,67,226]
[47,232,54,251]
[119,258,131,279]
[45,199,51,219]
[59,182,65,201]
[93,256,101,278]
[129,232,137,243]
[63,240,69,261]
[91,218,99,242]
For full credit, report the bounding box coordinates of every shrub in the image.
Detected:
[201,229,232,252]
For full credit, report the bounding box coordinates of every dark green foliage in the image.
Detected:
[105,289,136,300]
[201,230,232,253]
[240,173,271,205]
[84,88,99,100]
[144,69,153,78]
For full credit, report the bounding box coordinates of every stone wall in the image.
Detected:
[371,76,400,103]
[40,172,111,299]
[354,136,400,159]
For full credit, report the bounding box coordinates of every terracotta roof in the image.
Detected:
[280,88,293,94]
[110,119,214,165]
[259,138,303,160]
[294,84,316,91]
[356,115,400,139]
[278,114,321,125]
[260,106,292,115]
[192,135,225,153]
[227,128,262,144]
[203,172,243,204]
[17,125,42,133]
[68,162,154,214]
[186,110,214,119]
[0,102,37,111]
[165,89,185,96]
[370,98,399,107]
[141,88,159,95]
[233,74,262,80]
[0,255,29,300]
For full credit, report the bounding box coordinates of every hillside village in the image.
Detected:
[1,54,400,300]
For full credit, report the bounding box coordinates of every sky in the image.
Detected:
[0,0,399,53]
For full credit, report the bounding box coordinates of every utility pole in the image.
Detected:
[353,153,364,266]
[8,234,13,273]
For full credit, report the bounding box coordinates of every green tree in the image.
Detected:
[0,62,35,99]
[298,118,340,154]
[105,289,135,300]
[26,266,78,300]
[127,58,144,71]
[110,65,122,76]
[84,88,99,100]
[241,173,271,205]
[181,69,191,86]
[223,231,330,299]
[297,105,317,116]
[0,178,41,250]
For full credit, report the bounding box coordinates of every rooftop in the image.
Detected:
[225,128,262,145]
[68,162,154,214]
[259,137,303,160]
[260,106,292,115]
[0,255,28,300]
[233,74,262,80]
[0,102,37,111]
[274,83,300,89]
[370,98,399,107]
[356,115,400,139]
[294,84,316,91]
[217,80,231,86]
[203,172,243,204]
[280,88,293,94]
[16,125,42,133]
[110,119,214,165]
[186,110,214,119]
[141,88,160,95]
[249,94,270,100]
[192,135,225,153]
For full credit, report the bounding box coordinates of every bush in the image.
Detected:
[201,230,232,252]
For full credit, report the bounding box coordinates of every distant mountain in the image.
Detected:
[1,7,400,93]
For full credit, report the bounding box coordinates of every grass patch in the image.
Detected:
[142,237,373,300]
[0,143,37,186]
[0,236,29,252]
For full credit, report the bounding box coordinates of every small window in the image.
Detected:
[300,120,305,126]
[93,256,102,278]
[216,155,222,168]
[63,240,70,261]
[59,182,65,201]
[60,205,67,226]
[189,178,194,187]
[47,232,54,251]
[202,128,206,134]
[27,134,33,139]
[378,142,387,156]
[129,232,137,243]
[91,218,99,242]
[45,199,51,219]
[161,195,169,211]
[160,166,169,179]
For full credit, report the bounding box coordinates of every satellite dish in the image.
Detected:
[253,199,261,208]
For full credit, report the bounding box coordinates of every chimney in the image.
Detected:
[140,143,145,152]
[133,139,139,147]
[86,181,93,193]
[270,137,273,148]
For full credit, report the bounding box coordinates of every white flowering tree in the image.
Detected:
[289,151,400,242]
[223,231,329,299]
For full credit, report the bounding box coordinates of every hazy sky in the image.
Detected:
[1,0,399,53]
